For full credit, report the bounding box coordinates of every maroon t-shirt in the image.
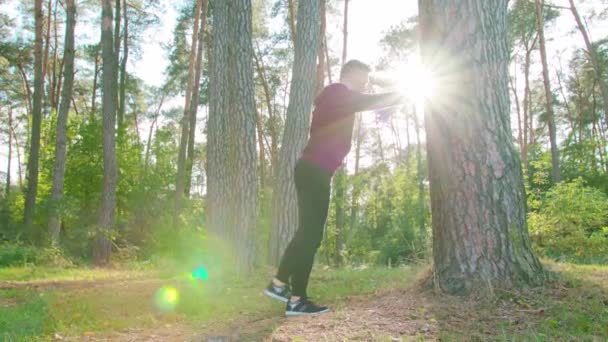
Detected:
[300,83,402,174]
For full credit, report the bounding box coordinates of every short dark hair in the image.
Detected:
[340,59,371,80]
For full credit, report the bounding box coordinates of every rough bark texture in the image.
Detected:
[534,0,560,183]
[269,0,321,264]
[23,0,45,229]
[95,0,118,266]
[48,0,76,246]
[174,0,203,226]
[207,0,259,274]
[418,0,544,295]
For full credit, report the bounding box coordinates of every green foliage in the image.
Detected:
[528,178,608,263]
[0,242,72,268]
[323,154,430,266]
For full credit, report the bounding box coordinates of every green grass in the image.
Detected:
[1,262,606,341]
[0,264,424,340]
[0,266,153,283]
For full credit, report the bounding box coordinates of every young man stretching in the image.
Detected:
[264,60,404,316]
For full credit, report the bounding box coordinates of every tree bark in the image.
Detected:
[208,0,259,274]
[269,0,321,264]
[174,0,203,225]
[287,0,297,48]
[6,108,12,200]
[114,0,122,130]
[315,0,326,95]
[48,0,76,247]
[568,0,608,130]
[95,0,118,266]
[418,0,544,295]
[118,0,128,131]
[92,46,100,117]
[413,112,426,241]
[534,0,560,183]
[185,0,209,197]
[23,0,45,229]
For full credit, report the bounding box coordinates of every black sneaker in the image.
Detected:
[285,297,330,316]
[263,282,292,303]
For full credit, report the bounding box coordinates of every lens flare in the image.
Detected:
[154,286,179,312]
[191,266,209,281]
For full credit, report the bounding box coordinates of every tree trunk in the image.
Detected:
[10,123,23,189]
[92,46,100,117]
[348,113,363,236]
[333,168,346,266]
[568,0,608,129]
[418,0,544,295]
[118,0,128,131]
[287,0,297,48]
[185,0,209,197]
[6,108,12,200]
[143,94,164,176]
[342,0,349,65]
[42,0,52,88]
[509,68,523,151]
[114,0,122,130]
[269,0,321,264]
[522,45,533,170]
[325,34,332,84]
[174,0,203,225]
[208,0,259,274]
[534,0,560,183]
[23,0,45,229]
[17,65,33,116]
[95,0,118,266]
[413,112,426,241]
[315,0,326,95]
[48,0,76,247]
[50,1,59,113]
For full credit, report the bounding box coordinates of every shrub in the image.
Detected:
[528,178,608,263]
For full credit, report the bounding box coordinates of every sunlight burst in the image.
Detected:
[394,58,437,116]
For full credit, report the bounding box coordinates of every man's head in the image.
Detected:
[340,60,371,91]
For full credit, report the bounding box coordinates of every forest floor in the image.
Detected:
[1,262,607,341]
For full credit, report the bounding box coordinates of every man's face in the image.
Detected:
[351,69,370,91]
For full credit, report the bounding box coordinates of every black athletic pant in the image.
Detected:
[276,158,331,298]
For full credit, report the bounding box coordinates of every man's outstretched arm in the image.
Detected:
[335,88,404,114]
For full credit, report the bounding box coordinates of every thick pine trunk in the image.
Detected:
[48,0,76,246]
[418,0,544,295]
[174,0,203,225]
[95,0,118,266]
[534,0,560,183]
[23,0,45,229]
[208,0,259,274]
[269,0,321,264]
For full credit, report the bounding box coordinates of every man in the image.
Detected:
[264,60,403,316]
